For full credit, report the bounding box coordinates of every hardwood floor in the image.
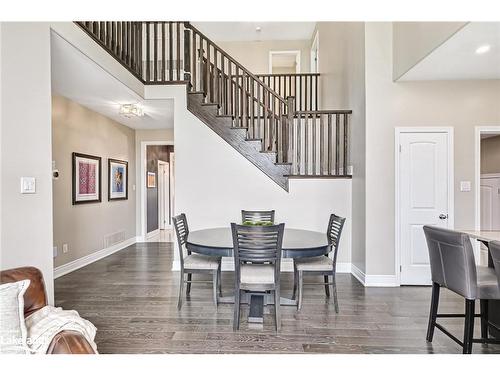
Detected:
[55,242,500,354]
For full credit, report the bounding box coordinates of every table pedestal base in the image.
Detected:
[218,292,297,324]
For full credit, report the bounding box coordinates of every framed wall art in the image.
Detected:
[72,152,102,205]
[108,158,128,201]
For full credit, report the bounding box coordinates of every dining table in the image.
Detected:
[461,230,500,339]
[186,227,330,323]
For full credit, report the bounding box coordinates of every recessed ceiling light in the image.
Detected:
[255,26,261,32]
[475,44,491,54]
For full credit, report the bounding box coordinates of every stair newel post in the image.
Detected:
[286,96,295,165]
[183,23,191,89]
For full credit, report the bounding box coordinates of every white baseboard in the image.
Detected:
[364,274,398,287]
[146,229,160,240]
[351,264,366,285]
[54,237,137,279]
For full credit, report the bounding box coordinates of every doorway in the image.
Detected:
[475,127,500,265]
[395,128,454,285]
[268,50,301,74]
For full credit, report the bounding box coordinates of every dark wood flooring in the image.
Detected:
[54,242,500,354]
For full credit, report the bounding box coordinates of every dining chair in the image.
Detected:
[172,213,222,310]
[423,226,500,354]
[231,222,285,332]
[490,241,500,284]
[241,210,275,224]
[292,214,346,312]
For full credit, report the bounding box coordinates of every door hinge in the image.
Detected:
[400,265,402,273]
[399,144,402,153]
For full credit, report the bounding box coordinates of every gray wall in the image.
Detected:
[315,22,366,272]
[1,23,55,303]
[52,95,136,268]
[146,145,174,233]
[217,40,312,74]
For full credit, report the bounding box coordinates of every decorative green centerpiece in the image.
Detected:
[242,220,273,226]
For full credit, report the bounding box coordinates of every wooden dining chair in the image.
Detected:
[292,214,346,312]
[172,214,222,310]
[241,210,275,224]
[231,222,285,332]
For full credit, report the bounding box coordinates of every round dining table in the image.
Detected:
[186,227,330,324]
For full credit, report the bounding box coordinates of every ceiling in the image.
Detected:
[401,22,500,81]
[192,22,316,42]
[50,31,174,130]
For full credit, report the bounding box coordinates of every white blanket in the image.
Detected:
[24,306,98,354]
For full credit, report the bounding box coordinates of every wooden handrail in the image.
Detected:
[257,73,320,77]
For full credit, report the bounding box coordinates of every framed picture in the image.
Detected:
[108,159,128,201]
[72,152,102,205]
[147,172,156,188]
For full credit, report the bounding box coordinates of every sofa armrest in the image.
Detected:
[46,331,96,354]
[0,266,47,317]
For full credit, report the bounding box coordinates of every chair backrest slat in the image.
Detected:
[172,213,190,268]
[241,210,275,224]
[423,226,478,299]
[327,214,346,265]
[490,241,500,286]
[231,223,285,280]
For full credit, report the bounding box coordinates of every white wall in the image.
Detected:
[365,22,500,278]
[0,23,55,303]
[145,85,352,270]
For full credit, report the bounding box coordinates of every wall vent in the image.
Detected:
[104,230,126,249]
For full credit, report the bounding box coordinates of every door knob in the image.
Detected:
[439,214,448,220]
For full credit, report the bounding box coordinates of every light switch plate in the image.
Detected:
[460,181,471,192]
[20,177,36,194]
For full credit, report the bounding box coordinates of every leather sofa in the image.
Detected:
[0,267,96,354]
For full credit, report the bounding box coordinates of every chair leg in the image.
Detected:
[274,288,281,332]
[177,271,185,310]
[292,263,298,300]
[426,282,440,342]
[186,273,192,295]
[297,270,304,311]
[324,275,330,298]
[480,299,489,341]
[332,274,339,314]
[463,299,475,354]
[212,271,218,308]
[218,262,223,297]
[233,290,241,331]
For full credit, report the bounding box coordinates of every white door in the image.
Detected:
[158,162,170,230]
[481,175,500,230]
[398,131,452,285]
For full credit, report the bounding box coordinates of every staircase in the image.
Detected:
[76,21,352,191]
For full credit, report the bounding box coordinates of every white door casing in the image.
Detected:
[396,128,454,285]
[158,161,170,230]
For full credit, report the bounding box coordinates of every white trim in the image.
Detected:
[350,264,366,285]
[394,127,454,286]
[310,31,319,73]
[157,160,170,230]
[364,274,399,287]
[268,50,301,74]
[474,126,500,264]
[146,229,160,240]
[54,237,137,279]
[481,173,500,179]
[139,141,174,240]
